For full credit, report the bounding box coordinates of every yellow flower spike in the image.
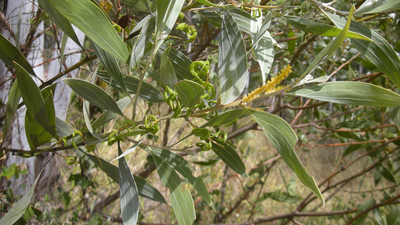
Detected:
[242,64,292,103]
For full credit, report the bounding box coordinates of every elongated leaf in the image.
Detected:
[356,0,400,14]
[3,80,21,142]
[38,0,81,46]
[154,0,185,52]
[121,0,154,12]
[97,71,164,102]
[195,0,222,7]
[387,206,399,225]
[15,63,57,138]
[150,147,214,209]
[153,154,196,225]
[251,10,274,84]
[391,107,400,131]
[295,6,355,84]
[201,109,247,127]
[131,17,154,69]
[48,0,129,62]
[25,85,57,150]
[160,46,177,88]
[249,109,324,205]
[290,81,400,107]
[159,45,193,80]
[93,43,129,95]
[257,191,303,203]
[211,138,248,177]
[175,80,204,109]
[282,16,372,41]
[0,168,44,225]
[353,199,375,225]
[56,117,166,203]
[218,10,248,104]
[325,12,400,90]
[0,33,35,75]
[83,99,102,139]
[118,143,140,225]
[63,78,124,116]
[113,135,147,161]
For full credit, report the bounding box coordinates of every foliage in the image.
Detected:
[1,0,400,224]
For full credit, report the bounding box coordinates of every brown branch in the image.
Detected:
[0,11,16,40]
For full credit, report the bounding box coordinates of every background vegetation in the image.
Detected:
[1,0,400,224]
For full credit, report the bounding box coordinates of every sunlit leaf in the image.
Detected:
[175,80,204,109]
[160,46,177,88]
[130,17,154,69]
[3,80,21,142]
[49,0,129,62]
[63,78,124,116]
[150,147,214,210]
[0,168,44,225]
[118,143,139,225]
[201,109,247,127]
[325,12,400,90]
[159,44,194,80]
[153,154,196,225]
[248,109,324,205]
[356,0,400,14]
[15,63,57,138]
[121,0,154,12]
[218,10,248,104]
[38,0,81,46]
[0,33,35,75]
[290,81,400,107]
[211,138,248,178]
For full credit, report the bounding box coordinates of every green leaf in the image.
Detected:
[3,80,21,142]
[160,46,177,88]
[289,81,400,107]
[387,206,399,225]
[121,0,154,12]
[92,43,129,95]
[391,107,400,131]
[0,33,35,75]
[56,117,166,203]
[295,6,355,84]
[25,85,57,150]
[201,109,247,127]
[356,0,400,14]
[218,10,248,104]
[159,45,194,80]
[257,191,303,204]
[0,167,44,225]
[150,147,214,210]
[15,63,57,138]
[48,0,129,62]
[38,0,81,46]
[175,80,204,109]
[195,0,222,7]
[325,12,400,90]
[118,143,140,225]
[113,135,146,161]
[282,16,372,42]
[251,11,274,84]
[152,154,196,225]
[130,17,154,69]
[211,139,248,178]
[248,109,324,205]
[154,0,185,52]
[353,199,375,225]
[97,71,164,102]
[63,78,124,116]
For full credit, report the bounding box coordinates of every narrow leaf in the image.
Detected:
[211,138,248,177]
[15,63,57,138]
[153,154,196,225]
[38,0,81,46]
[118,143,140,225]
[113,135,147,161]
[257,191,303,204]
[201,109,247,127]
[0,33,35,75]
[160,46,177,88]
[282,16,373,42]
[0,168,44,225]
[150,147,214,209]
[290,81,400,107]
[63,78,124,116]
[356,0,400,14]
[218,10,248,104]
[3,80,21,142]
[97,71,164,102]
[159,45,194,80]
[175,80,204,109]
[93,43,129,95]
[325,12,400,90]
[249,109,324,205]
[48,0,129,62]
[353,199,375,225]
[131,17,154,69]
[154,0,185,52]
